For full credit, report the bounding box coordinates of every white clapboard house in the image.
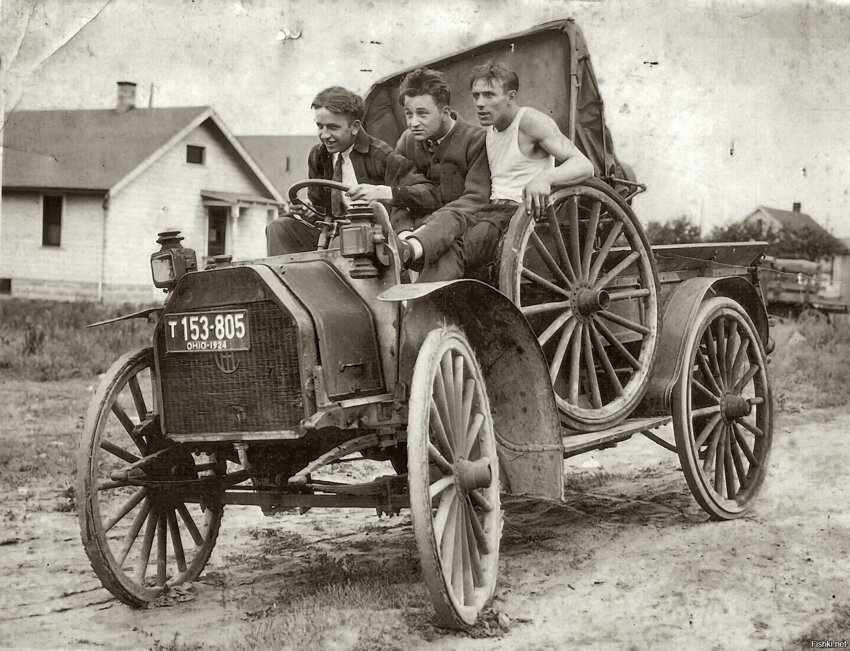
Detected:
[0,83,283,303]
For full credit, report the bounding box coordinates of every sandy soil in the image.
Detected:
[1,402,848,650]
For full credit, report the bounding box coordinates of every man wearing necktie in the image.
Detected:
[266,86,439,256]
[392,68,491,281]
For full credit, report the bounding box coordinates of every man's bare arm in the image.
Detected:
[521,109,594,218]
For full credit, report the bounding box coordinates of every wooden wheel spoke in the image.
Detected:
[128,376,148,421]
[733,364,760,395]
[465,496,491,554]
[696,351,723,396]
[724,326,740,383]
[176,503,204,547]
[590,324,623,396]
[596,251,641,291]
[429,475,455,500]
[434,370,456,451]
[716,319,728,383]
[692,378,721,404]
[98,478,130,491]
[111,403,148,454]
[723,428,736,499]
[450,500,466,598]
[588,221,623,283]
[582,325,602,408]
[117,497,151,567]
[738,417,764,439]
[100,439,140,464]
[566,198,583,280]
[439,498,459,576]
[440,352,459,442]
[429,442,454,475]
[464,413,485,459]
[458,501,475,604]
[704,326,723,388]
[460,379,475,446]
[521,300,572,316]
[429,400,455,461]
[608,288,651,302]
[732,423,758,467]
[582,200,601,278]
[469,489,494,512]
[694,413,722,449]
[730,435,750,490]
[463,504,485,588]
[537,309,574,347]
[712,427,727,493]
[598,309,650,336]
[595,319,641,370]
[730,338,751,388]
[702,424,723,474]
[520,268,572,299]
[453,355,465,444]
[530,231,574,287]
[134,507,158,584]
[433,487,457,545]
[545,205,577,282]
[691,405,721,418]
[156,512,168,587]
[167,509,187,574]
[548,319,578,385]
[568,323,584,404]
[104,487,147,533]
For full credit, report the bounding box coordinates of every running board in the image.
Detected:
[562,415,672,459]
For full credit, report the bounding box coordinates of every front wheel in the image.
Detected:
[407,327,502,629]
[76,348,223,606]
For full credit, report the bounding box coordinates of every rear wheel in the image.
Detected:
[672,298,773,519]
[77,348,223,606]
[407,327,501,629]
[499,179,659,430]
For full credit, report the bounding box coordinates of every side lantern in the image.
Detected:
[150,230,197,291]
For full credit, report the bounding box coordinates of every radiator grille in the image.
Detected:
[157,300,303,435]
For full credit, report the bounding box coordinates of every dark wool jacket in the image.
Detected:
[305,128,439,223]
[394,118,491,261]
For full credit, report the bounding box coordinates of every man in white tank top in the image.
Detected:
[463,61,594,271]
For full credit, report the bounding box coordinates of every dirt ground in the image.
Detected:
[1,380,848,650]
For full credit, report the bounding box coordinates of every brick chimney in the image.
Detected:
[116,81,137,113]
[792,202,801,213]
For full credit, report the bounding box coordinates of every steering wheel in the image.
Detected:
[287,179,351,221]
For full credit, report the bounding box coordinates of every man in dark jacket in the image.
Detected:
[266,86,438,255]
[393,68,491,281]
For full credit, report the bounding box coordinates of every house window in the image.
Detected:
[285,156,291,172]
[42,195,63,247]
[187,145,206,165]
[208,207,228,257]
[0,279,10,295]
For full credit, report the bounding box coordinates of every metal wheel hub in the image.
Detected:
[455,457,492,493]
[720,391,752,422]
[572,281,610,323]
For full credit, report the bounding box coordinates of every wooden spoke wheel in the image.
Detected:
[672,297,773,520]
[77,348,223,606]
[499,179,659,430]
[408,327,501,629]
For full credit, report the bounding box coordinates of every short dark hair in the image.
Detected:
[398,68,451,108]
[469,61,519,93]
[311,86,364,122]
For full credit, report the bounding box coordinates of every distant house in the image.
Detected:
[236,135,316,200]
[0,82,282,303]
[741,203,831,244]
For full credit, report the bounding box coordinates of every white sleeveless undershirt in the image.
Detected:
[487,106,555,203]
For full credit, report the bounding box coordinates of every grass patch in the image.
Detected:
[0,298,154,381]
[770,314,850,411]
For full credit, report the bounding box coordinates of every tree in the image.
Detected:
[707,222,848,260]
[645,216,702,245]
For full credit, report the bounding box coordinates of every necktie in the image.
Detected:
[425,139,439,154]
[331,153,343,216]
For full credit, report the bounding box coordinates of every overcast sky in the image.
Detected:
[2,0,849,237]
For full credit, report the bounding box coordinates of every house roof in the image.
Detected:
[2,107,284,203]
[201,189,280,206]
[2,107,209,191]
[237,135,316,196]
[749,206,828,235]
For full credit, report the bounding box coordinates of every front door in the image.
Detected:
[207,207,228,257]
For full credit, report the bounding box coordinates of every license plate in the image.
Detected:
[164,310,250,353]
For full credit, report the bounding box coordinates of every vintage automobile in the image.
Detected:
[77,19,774,629]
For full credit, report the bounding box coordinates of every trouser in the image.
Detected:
[266,215,320,255]
[422,201,519,279]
